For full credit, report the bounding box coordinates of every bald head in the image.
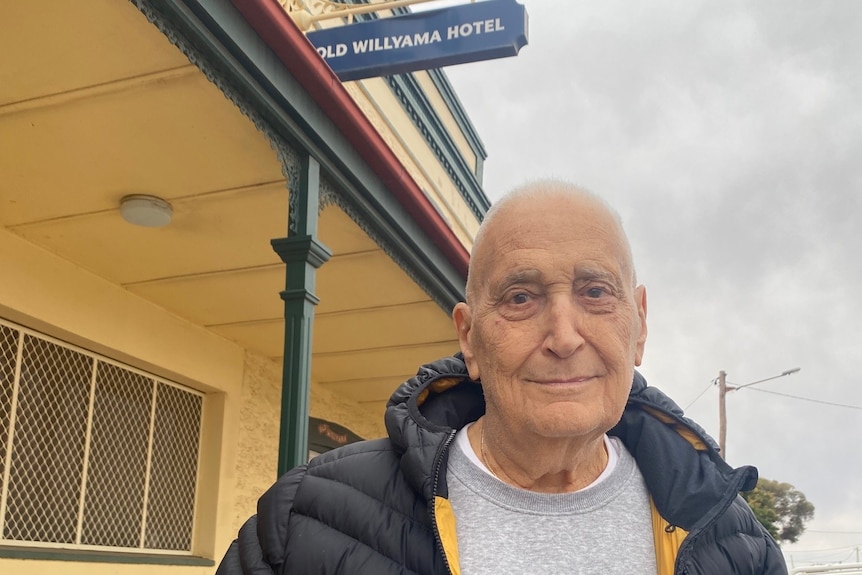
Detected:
[465,180,636,305]
[452,179,649,442]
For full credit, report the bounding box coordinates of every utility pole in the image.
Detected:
[717,367,801,460]
[718,370,728,458]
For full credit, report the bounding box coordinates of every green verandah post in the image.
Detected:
[271,153,331,476]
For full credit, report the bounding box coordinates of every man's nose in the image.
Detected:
[541,296,586,358]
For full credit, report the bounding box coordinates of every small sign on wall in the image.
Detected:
[308,416,364,456]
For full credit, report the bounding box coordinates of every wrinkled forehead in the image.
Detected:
[467,194,634,300]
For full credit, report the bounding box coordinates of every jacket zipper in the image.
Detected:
[429,429,458,575]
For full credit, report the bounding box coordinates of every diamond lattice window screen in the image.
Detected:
[0,320,203,554]
[146,384,203,550]
[81,363,152,548]
[4,336,92,544]
[0,324,19,498]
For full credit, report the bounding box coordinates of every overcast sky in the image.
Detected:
[429,0,862,567]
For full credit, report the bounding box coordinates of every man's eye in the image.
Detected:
[585,287,609,299]
[511,292,530,305]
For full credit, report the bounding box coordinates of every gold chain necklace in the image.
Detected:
[480,422,502,480]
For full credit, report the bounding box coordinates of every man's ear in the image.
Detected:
[452,302,481,380]
[633,285,648,366]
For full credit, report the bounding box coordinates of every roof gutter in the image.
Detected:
[230,0,471,279]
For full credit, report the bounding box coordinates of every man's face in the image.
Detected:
[453,194,647,441]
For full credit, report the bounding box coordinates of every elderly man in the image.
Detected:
[217,181,786,574]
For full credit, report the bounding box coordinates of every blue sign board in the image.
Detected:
[305,0,528,81]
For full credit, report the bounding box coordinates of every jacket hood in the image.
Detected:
[384,356,714,452]
[384,354,482,501]
[616,371,759,530]
[384,354,758,530]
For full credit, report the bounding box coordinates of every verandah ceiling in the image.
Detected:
[0,0,461,422]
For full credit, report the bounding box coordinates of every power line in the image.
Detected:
[806,530,862,534]
[787,542,862,553]
[719,368,801,459]
[742,387,862,410]
[839,547,859,564]
[684,380,715,410]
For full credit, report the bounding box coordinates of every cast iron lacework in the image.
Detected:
[280,146,302,235]
[132,0,303,231]
[0,319,203,552]
[386,76,484,221]
[319,175,451,312]
[281,0,360,17]
[291,0,488,221]
[130,0,453,309]
[318,176,338,212]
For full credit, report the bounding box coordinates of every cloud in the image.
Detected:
[444,0,862,563]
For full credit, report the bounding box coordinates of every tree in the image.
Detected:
[742,478,814,544]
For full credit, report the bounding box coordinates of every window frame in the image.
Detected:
[0,318,205,557]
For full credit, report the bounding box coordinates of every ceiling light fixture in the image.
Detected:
[119,194,173,228]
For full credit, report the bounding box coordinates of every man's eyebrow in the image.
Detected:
[493,269,543,289]
[573,267,624,288]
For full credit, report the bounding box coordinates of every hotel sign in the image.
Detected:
[306,0,529,81]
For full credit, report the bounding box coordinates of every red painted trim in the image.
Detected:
[230,0,471,279]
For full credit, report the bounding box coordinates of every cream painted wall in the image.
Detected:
[345,78,480,251]
[0,224,400,574]
[304,16,482,250]
[0,229,245,394]
[0,13,475,571]
[229,351,388,534]
[0,226,244,572]
[0,560,216,575]
[414,71,478,173]
[230,352,280,533]
[311,370,387,442]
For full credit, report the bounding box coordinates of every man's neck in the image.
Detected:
[469,416,610,493]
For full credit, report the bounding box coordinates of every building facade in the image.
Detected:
[0,0,488,572]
